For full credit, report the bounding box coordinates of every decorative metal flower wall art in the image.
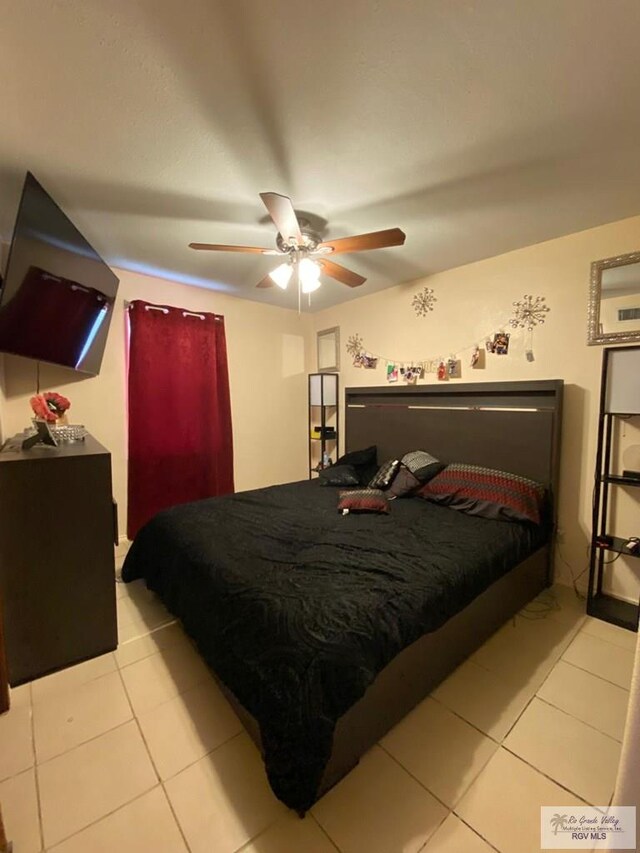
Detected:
[345,333,364,358]
[411,287,437,317]
[509,295,550,331]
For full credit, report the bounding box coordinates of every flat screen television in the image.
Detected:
[0,172,119,375]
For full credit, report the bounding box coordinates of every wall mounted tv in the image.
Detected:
[0,172,119,375]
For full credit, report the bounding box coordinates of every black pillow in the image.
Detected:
[336,445,377,468]
[336,445,378,486]
[318,464,360,487]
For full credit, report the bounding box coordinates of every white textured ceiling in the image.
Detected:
[1,0,640,311]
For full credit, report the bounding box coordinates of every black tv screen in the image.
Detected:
[0,172,119,375]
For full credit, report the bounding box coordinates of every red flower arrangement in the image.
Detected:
[30,392,71,423]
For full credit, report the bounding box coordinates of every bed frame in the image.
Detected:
[219,379,564,808]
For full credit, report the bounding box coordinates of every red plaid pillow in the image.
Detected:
[418,464,545,524]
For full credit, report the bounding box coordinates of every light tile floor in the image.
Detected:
[0,563,634,853]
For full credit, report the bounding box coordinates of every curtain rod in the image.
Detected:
[123,299,220,320]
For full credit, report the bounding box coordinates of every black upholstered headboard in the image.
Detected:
[345,380,563,497]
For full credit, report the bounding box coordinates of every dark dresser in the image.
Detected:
[0,434,117,685]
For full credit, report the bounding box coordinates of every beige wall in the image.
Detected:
[0,268,313,536]
[312,215,640,600]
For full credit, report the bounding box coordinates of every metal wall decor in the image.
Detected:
[411,286,437,317]
[510,295,550,331]
[345,333,364,358]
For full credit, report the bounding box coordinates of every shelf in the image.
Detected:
[310,436,337,442]
[587,593,639,632]
[602,475,640,487]
[595,536,640,559]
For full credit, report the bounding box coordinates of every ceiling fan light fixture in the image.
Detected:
[299,258,321,293]
[269,262,292,289]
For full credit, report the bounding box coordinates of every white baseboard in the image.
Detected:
[115,535,131,559]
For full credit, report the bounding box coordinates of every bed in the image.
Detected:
[122,379,563,814]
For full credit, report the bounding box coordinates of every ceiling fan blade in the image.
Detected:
[317,227,406,255]
[256,273,274,289]
[318,259,366,288]
[259,192,303,246]
[189,242,280,254]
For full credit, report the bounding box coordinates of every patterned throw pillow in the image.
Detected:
[368,459,400,490]
[388,460,446,498]
[402,450,439,474]
[418,464,545,524]
[338,488,390,514]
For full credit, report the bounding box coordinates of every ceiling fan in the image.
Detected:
[189,192,406,297]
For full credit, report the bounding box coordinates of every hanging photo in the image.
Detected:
[471,347,485,369]
[387,363,399,383]
[447,358,461,379]
[424,359,439,374]
[485,338,494,353]
[403,365,420,384]
[361,353,378,369]
[525,349,535,363]
[437,361,448,381]
[492,332,510,355]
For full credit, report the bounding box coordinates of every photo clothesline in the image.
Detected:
[350,319,533,368]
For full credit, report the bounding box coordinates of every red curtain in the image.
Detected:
[127,299,234,539]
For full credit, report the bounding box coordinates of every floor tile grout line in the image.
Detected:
[127,672,217,721]
[471,631,585,700]
[231,815,293,853]
[546,656,630,695]
[559,655,634,691]
[531,695,624,745]
[159,728,246,786]
[32,675,134,765]
[427,693,502,745]
[536,660,630,739]
[375,741,457,814]
[309,812,342,853]
[497,682,539,743]
[579,626,635,654]
[43,782,160,851]
[116,618,179,645]
[115,648,194,853]
[500,743,600,807]
[451,813,503,853]
[117,634,202,676]
[31,654,118,706]
[34,717,134,769]
[115,664,161,787]
[430,664,556,746]
[577,623,638,652]
[496,643,583,743]
[156,784,193,853]
[26,683,46,853]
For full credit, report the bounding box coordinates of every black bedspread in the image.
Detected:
[122,480,546,812]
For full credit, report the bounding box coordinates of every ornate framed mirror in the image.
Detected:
[317,326,340,372]
[588,251,640,345]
